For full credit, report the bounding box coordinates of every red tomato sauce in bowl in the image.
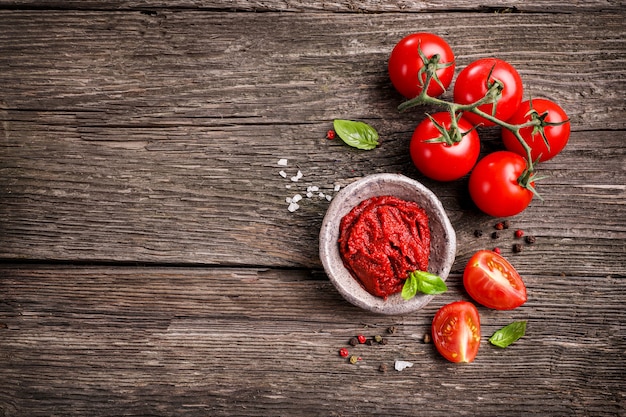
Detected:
[338,195,430,299]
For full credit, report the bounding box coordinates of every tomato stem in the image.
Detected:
[398,66,551,195]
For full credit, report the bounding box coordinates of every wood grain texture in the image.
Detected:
[0,4,625,417]
[1,11,625,275]
[1,265,624,416]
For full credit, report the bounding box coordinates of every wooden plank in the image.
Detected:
[0,0,622,13]
[1,11,625,274]
[0,265,624,416]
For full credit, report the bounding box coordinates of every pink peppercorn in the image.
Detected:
[515,229,524,238]
[326,130,336,140]
[493,247,501,254]
[339,348,349,357]
[357,334,366,344]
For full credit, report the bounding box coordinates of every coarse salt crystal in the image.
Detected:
[318,192,325,198]
[334,184,341,192]
[306,192,313,198]
[286,197,292,203]
[277,158,288,166]
[279,170,287,178]
[287,202,300,212]
[394,360,414,372]
[326,194,332,202]
[292,194,302,203]
[291,170,303,182]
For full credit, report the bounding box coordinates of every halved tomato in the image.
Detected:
[463,250,528,310]
[431,301,481,363]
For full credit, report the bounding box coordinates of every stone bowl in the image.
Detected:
[319,173,456,315]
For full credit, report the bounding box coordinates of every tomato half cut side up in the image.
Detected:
[431,301,481,363]
[463,250,528,310]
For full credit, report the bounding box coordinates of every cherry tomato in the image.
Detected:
[432,301,481,363]
[388,33,455,99]
[453,58,523,126]
[463,250,528,310]
[502,98,571,162]
[409,112,480,181]
[468,151,534,217]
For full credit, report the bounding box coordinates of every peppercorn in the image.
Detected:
[349,355,359,364]
[525,235,536,244]
[495,222,504,230]
[492,231,500,239]
[503,220,511,229]
[357,334,366,344]
[326,130,336,140]
[379,337,388,345]
[379,363,388,373]
[387,326,397,334]
[493,247,501,254]
[423,333,431,344]
[339,348,349,357]
[348,337,359,346]
[474,229,483,238]
[512,243,523,253]
[366,339,374,346]
[515,229,524,238]
[374,335,383,343]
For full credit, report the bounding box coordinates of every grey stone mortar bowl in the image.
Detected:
[319,173,457,315]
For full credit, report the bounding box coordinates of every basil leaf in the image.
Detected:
[333,119,379,150]
[401,270,447,300]
[489,321,527,348]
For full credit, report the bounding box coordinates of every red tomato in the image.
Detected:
[388,33,455,99]
[468,151,535,217]
[502,98,571,162]
[409,112,480,181]
[463,250,528,310]
[432,301,481,363]
[453,58,523,126]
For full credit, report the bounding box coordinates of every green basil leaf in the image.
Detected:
[489,321,527,348]
[401,273,418,300]
[333,119,379,150]
[401,270,447,300]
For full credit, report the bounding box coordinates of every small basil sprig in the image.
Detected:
[401,270,447,300]
[333,119,379,150]
[489,321,527,348]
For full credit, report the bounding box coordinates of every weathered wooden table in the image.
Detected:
[1,1,625,416]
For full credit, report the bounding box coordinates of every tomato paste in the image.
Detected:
[338,195,430,299]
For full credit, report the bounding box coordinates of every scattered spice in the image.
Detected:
[326,129,336,140]
[379,337,388,345]
[493,247,501,254]
[492,231,500,239]
[349,355,359,364]
[374,335,383,343]
[387,326,397,334]
[515,229,524,238]
[525,235,536,244]
[423,333,432,344]
[503,220,511,229]
[348,337,359,347]
[512,243,523,253]
[474,229,483,237]
[357,334,367,344]
[495,222,504,230]
[366,339,374,346]
[379,363,388,372]
[339,348,349,357]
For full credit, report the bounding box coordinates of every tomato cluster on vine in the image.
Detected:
[389,33,571,217]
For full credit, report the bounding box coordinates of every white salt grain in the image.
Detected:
[277,158,288,166]
[394,360,414,372]
[279,170,287,178]
[287,202,300,212]
[334,184,341,192]
[286,197,292,203]
[306,192,313,198]
[326,194,332,202]
[318,192,325,198]
[292,194,302,203]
